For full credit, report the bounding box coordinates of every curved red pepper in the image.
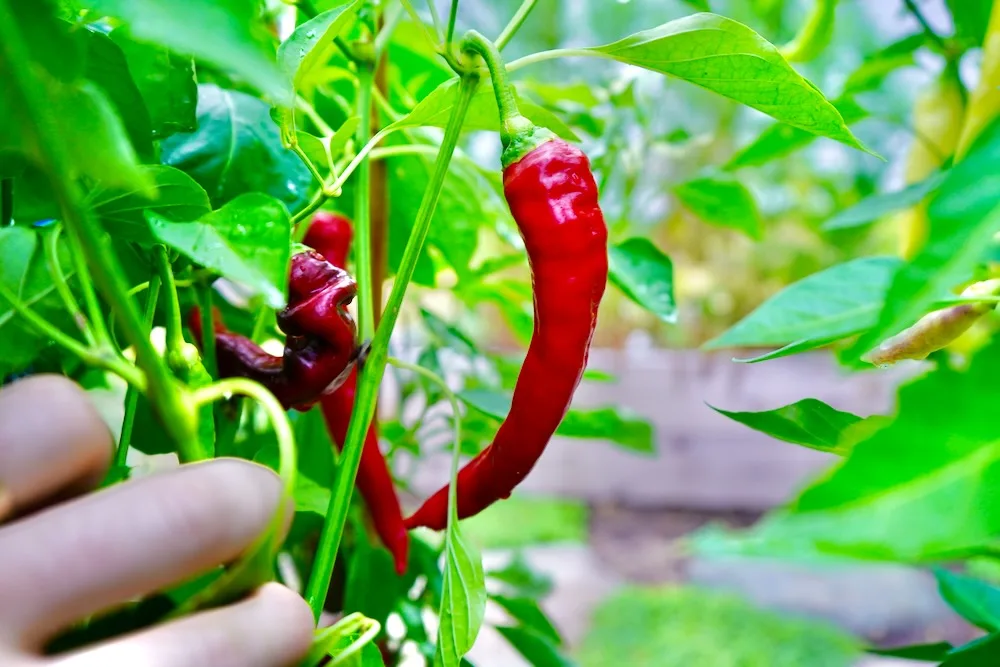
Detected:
[305,213,409,574]
[194,251,359,412]
[405,137,608,530]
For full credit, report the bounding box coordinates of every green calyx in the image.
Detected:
[501,123,557,170]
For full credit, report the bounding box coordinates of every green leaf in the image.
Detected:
[710,399,861,456]
[148,192,291,308]
[589,13,870,153]
[495,626,574,667]
[292,475,331,516]
[935,568,1000,632]
[160,84,312,210]
[844,117,1000,362]
[705,256,902,349]
[459,389,655,454]
[608,238,677,323]
[0,227,77,376]
[822,171,947,232]
[680,0,712,10]
[110,27,197,139]
[90,165,211,243]
[709,338,1000,562]
[724,97,868,170]
[943,632,1000,666]
[79,0,288,102]
[394,79,580,141]
[491,596,562,645]
[841,33,924,94]
[946,0,993,45]
[79,27,154,159]
[277,0,362,97]
[435,523,487,667]
[388,147,503,285]
[867,642,953,660]
[487,554,554,599]
[673,176,762,239]
[344,537,405,629]
[731,335,847,363]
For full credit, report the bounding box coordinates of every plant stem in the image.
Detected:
[303,71,479,620]
[116,274,161,466]
[0,280,144,389]
[292,187,329,228]
[902,0,948,53]
[199,283,217,378]
[461,30,531,146]
[355,64,376,342]
[44,225,95,346]
[0,0,191,442]
[496,0,536,51]
[955,1,1000,159]
[1,178,12,227]
[445,0,459,45]
[506,47,594,72]
[63,222,113,348]
[292,143,327,185]
[154,245,186,359]
[425,0,443,41]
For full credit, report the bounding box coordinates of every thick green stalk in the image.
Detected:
[154,245,186,360]
[303,72,480,619]
[116,275,161,466]
[445,0,459,45]
[354,63,376,342]
[199,283,217,379]
[0,1,195,453]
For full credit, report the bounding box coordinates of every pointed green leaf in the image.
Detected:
[435,524,487,667]
[589,13,870,153]
[160,84,312,210]
[705,339,1000,562]
[277,0,363,96]
[495,625,574,667]
[79,0,288,102]
[608,238,676,323]
[705,257,902,350]
[91,165,211,243]
[943,632,1000,666]
[844,117,1000,361]
[673,176,762,239]
[710,399,862,456]
[724,97,868,170]
[935,569,1000,632]
[867,642,953,660]
[822,171,948,232]
[148,193,291,308]
[110,27,197,139]
[731,335,847,363]
[491,596,562,645]
[79,27,154,159]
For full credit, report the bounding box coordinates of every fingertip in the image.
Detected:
[253,583,315,659]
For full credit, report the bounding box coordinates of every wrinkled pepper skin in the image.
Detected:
[195,251,359,411]
[405,138,608,530]
[305,213,409,574]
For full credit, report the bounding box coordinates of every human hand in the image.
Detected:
[0,375,314,667]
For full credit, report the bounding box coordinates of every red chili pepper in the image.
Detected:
[305,213,409,574]
[192,251,359,412]
[404,36,608,530]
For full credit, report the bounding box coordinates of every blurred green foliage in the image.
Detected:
[578,586,860,667]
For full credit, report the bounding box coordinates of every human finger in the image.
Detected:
[0,374,112,520]
[0,459,289,648]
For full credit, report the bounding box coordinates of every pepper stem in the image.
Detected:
[460,30,532,148]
